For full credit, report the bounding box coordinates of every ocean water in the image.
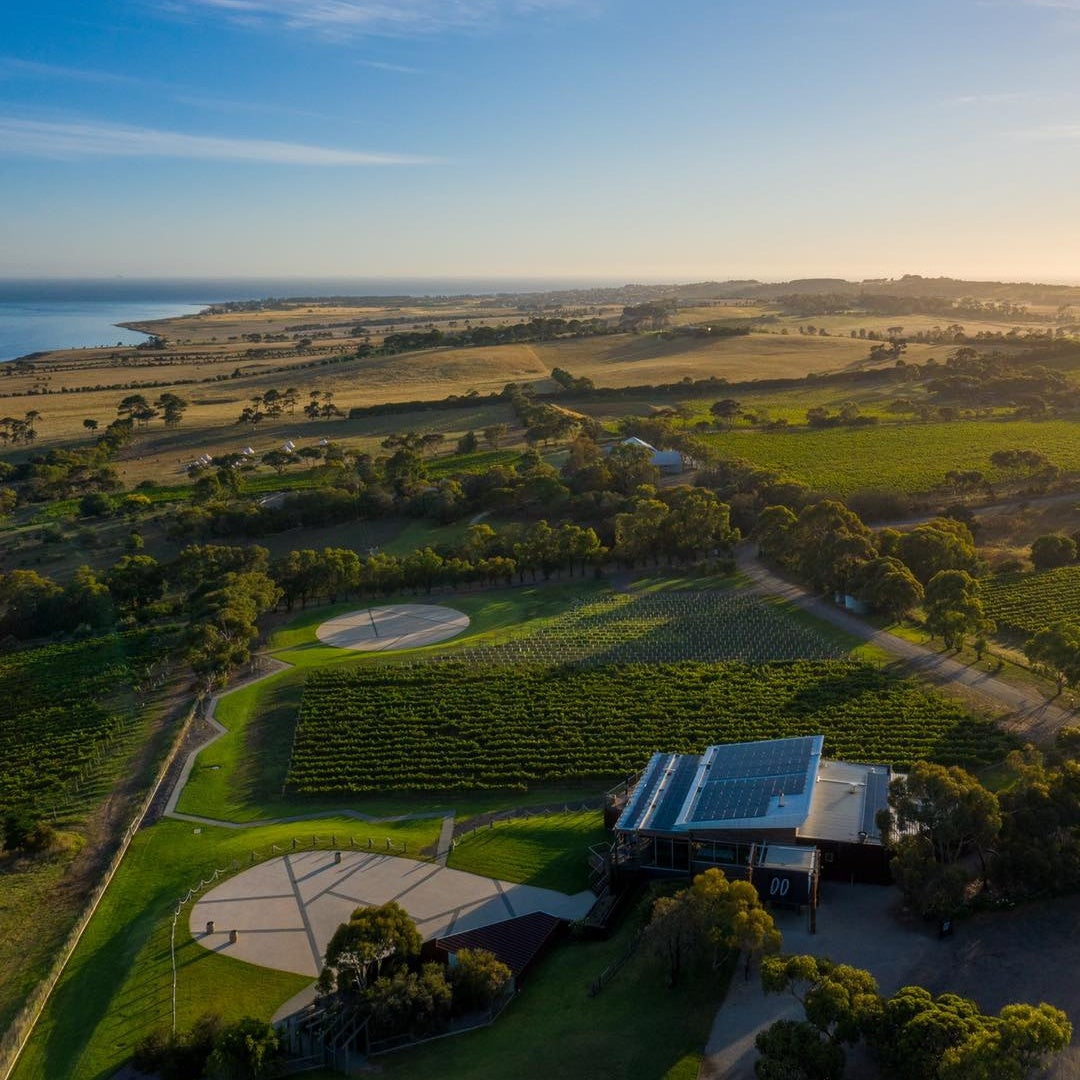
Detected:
[0,276,624,362]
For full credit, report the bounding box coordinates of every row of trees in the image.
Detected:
[756,953,1070,1080]
[756,501,995,644]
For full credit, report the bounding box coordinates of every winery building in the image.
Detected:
[605,735,893,905]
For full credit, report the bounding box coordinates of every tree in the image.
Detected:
[852,556,923,622]
[896,519,980,586]
[873,987,1071,1080]
[643,889,701,987]
[0,487,16,519]
[880,762,1000,918]
[645,868,778,987]
[690,867,780,979]
[924,570,994,651]
[155,392,189,427]
[260,449,299,475]
[447,948,512,1013]
[205,1017,281,1080]
[1030,533,1077,571]
[755,505,798,563]
[457,430,479,454]
[83,418,98,433]
[1025,621,1080,693]
[761,955,880,1046]
[755,1019,846,1080]
[789,501,876,594]
[711,398,742,428]
[483,423,509,450]
[320,901,421,993]
[105,554,164,610]
[368,964,452,1037]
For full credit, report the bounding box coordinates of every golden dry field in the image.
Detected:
[0,322,908,485]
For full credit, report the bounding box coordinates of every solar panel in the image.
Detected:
[862,768,890,836]
[686,737,818,825]
[649,756,702,831]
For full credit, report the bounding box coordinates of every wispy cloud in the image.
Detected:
[357,59,422,74]
[948,91,1029,105]
[0,117,436,165]
[0,56,145,85]
[169,0,581,38]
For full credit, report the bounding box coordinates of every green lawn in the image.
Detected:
[380,901,732,1080]
[447,811,607,894]
[12,816,440,1080]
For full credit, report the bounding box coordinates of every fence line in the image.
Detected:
[0,695,202,1080]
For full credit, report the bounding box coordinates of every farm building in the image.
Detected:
[604,735,893,899]
[616,436,686,474]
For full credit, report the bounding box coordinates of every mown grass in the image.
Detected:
[446,811,607,894]
[380,898,733,1080]
[705,418,1080,496]
[11,816,440,1080]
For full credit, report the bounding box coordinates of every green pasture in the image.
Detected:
[704,418,1080,496]
[11,816,440,1080]
[446,810,607,894]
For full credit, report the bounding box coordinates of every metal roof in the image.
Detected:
[798,759,891,846]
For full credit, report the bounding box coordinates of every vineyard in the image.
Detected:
[711,418,1080,496]
[983,566,1080,636]
[0,632,164,820]
[445,589,845,665]
[287,660,1013,794]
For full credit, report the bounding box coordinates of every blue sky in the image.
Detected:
[2,0,1079,281]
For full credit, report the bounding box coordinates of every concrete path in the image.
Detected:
[189,849,595,977]
[434,814,456,865]
[737,546,1076,743]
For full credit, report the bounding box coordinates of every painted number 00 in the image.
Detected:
[769,876,790,898]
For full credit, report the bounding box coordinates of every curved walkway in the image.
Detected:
[737,545,1075,742]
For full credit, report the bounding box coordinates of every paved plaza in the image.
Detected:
[189,850,595,977]
[315,604,469,652]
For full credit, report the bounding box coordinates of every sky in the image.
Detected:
[2,0,1080,282]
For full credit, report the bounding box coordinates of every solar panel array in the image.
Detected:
[649,756,702,831]
[861,768,890,837]
[687,736,817,825]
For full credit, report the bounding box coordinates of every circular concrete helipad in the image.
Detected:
[315,604,469,652]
